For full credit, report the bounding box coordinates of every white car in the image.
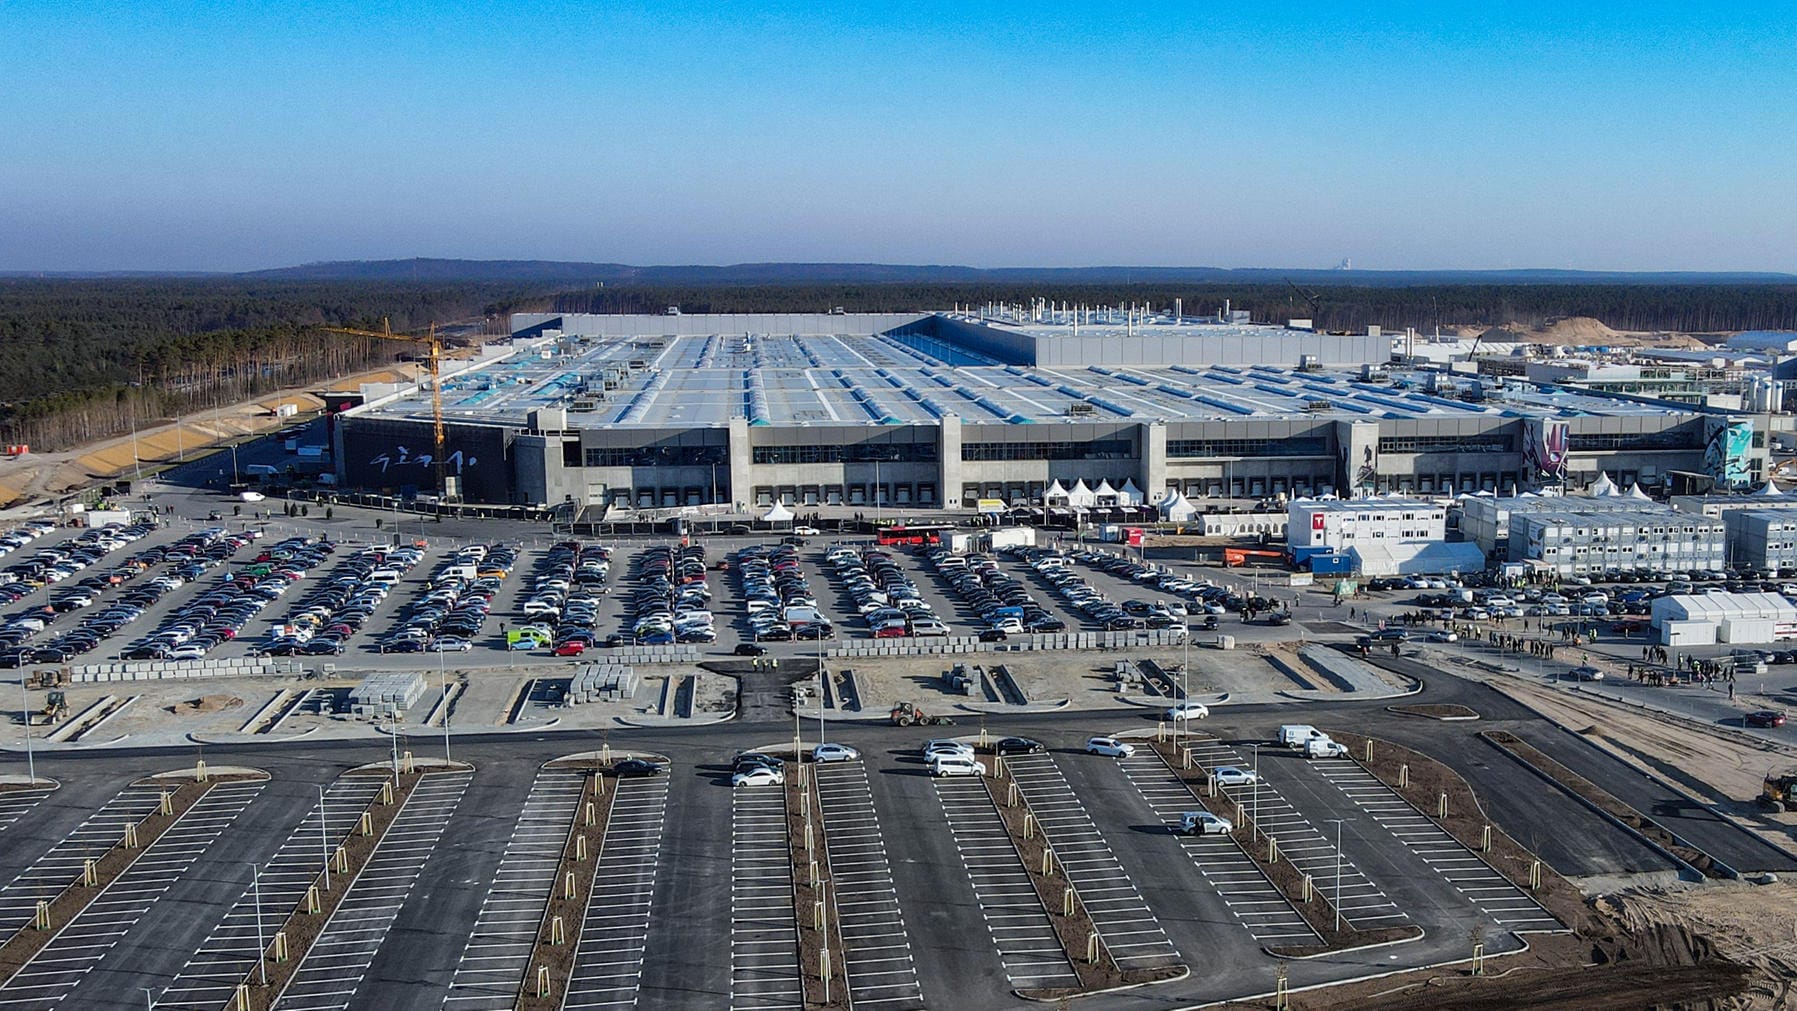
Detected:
[792,525,820,536]
[1178,811,1231,836]
[169,644,208,661]
[1166,701,1210,721]
[732,767,785,788]
[433,638,473,652]
[1085,736,1136,758]
[813,743,860,763]
[927,754,988,778]
[1424,630,1458,643]
[922,739,975,760]
[1213,766,1259,787]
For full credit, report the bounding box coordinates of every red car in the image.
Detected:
[553,641,587,657]
[1746,710,1787,729]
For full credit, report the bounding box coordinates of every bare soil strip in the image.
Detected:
[227,763,454,1011]
[0,771,256,985]
[983,761,1185,998]
[1147,739,1420,956]
[788,765,851,1009]
[514,769,615,1009]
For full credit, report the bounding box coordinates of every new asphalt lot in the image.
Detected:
[7,660,1794,1009]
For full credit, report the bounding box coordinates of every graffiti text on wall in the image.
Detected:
[368,446,479,475]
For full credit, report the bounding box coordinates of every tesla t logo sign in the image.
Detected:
[1312,514,1326,531]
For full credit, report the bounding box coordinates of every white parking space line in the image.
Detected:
[0,781,264,1010]
[731,785,801,1010]
[272,771,473,1011]
[1003,755,1181,968]
[933,777,1081,989]
[0,786,166,937]
[1178,738,1410,928]
[0,789,52,836]
[563,775,669,1010]
[159,778,388,1010]
[1311,763,1564,933]
[1116,752,1319,944]
[815,763,925,1010]
[441,769,585,1009]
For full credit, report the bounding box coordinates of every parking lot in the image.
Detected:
[0,788,51,835]
[1,643,1788,1010]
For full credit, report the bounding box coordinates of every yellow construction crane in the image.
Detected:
[322,320,449,499]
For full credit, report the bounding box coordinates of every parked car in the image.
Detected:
[1178,811,1232,836]
[613,758,664,777]
[1212,765,1259,787]
[732,766,785,788]
[733,643,768,656]
[991,737,1045,756]
[1085,736,1135,758]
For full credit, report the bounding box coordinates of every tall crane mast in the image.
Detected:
[323,320,448,500]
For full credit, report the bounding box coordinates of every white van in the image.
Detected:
[1302,738,1349,759]
[928,754,988,778]
[1277,724,1326,749]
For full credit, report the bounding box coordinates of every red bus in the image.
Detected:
[876,523,954,546]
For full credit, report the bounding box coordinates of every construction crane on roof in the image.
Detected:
[1284,278,1323,325]
[322,320,449,500]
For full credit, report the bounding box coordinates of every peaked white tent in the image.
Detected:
[1160,491,1197,522]
[762,501,794,522]
[1758,480,1785,497]
[1094,479,1119,505]
[1066,480,1098,509]
[1044,479,1069,505]
[1589,473,1619,497]
[1116,478,1145,507]
[1626,483,1652,500]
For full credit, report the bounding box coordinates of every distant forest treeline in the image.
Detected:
[0,279,553,452]
[554,282,1797,335]
[7,276,1797,457]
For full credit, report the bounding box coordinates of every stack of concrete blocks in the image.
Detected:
[565,664,639,705]
[350,671,427,717]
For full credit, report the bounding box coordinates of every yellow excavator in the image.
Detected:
[1759,767,1797,811]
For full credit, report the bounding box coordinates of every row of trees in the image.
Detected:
[0,279,556,451]
[553,282,1797,335]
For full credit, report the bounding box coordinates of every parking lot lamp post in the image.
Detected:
[439,650,451,764]
[1327,818,1347,932]
[317,784,330,892]
[19,676,35,786]
[389,703,401,780]
[251,863,268,985]
[1251,744,1260,836]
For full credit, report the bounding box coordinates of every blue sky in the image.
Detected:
[0,1,1791,271]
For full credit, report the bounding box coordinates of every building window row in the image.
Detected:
[751,443,939,465]
[582,445,727,468]
[1167,437,1329,458]
[961,440,1134,462]
[1566,431,1699,451]
[1376,435,1513,454]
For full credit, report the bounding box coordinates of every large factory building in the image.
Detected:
[332,310,1765,513]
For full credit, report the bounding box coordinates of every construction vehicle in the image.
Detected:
[889,701,954,727]
[323,320,449,499]
[1760,768,1797,811]
[30,690,68,727]
[26,669,66,691]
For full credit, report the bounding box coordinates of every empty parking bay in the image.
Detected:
[0,788,52,836]
[442,769,585,1009]
[933,777,1080,990]
[1312,762,1562,933]
[815,762,924,1010]
[0,786,166,937]
[1115,751,1318,945]
[0,780,264,1010]
[730,785,801,1010]
[158,777,388,1010]
[273,770,473,1010]
[563,774,670,1010]
[1004,754,1182,969]
[1180,737,1409,929]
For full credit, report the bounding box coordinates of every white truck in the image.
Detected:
[1277,724,1328,749]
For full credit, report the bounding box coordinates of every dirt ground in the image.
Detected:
[1596,883,1797,1009]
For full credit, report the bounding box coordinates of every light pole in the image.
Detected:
[19,676,34,786]
[1181,618,1191,746]
[317,783,331,892]
[250,863,268,985]
[439,648,451,764]
[1326,818,1350,931]
[1251,743,1261,836]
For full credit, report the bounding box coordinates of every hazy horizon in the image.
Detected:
[2,2,1791,273]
